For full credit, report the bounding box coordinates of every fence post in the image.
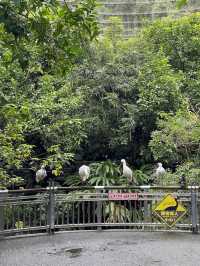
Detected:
[141,186,150,223]
[191,187,198,234]
[144,189,148,222]
[96,187,102,231]
[0,190,8,237]
[47,181,55,234]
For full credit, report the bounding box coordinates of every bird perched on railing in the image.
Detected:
[79,165,90,183]
[36,165,47,183]
[121,159,136,184]
[155,162,166,177]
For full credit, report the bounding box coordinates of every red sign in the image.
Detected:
[108,192,138,201]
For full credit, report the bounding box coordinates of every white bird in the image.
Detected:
[155,162,166,177]
[79,165,90,183]
[121,159,135,184]
[36,165,47,183]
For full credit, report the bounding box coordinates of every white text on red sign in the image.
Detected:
[108,192,138,200]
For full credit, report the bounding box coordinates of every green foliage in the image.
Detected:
[133,170,149,185]
[0,0,98,188]
[15,221,24,229]
[175,162,200,185]
[105,202,131,223]
[156,171,177,186]
[72,16,186,165]
[1,3,200,189]
[0,0,99,73]
[71,12,200,186]
[0,171,23,189]
[103,17,123,49]
[149,109,200,164]
[137,52,184,116]
[155,162,200,186]
[176,0,188,9]
[64,175,82,187]
[89,160,121,186]
[141,13,200,110]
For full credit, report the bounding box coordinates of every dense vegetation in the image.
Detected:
[0,1,199,189]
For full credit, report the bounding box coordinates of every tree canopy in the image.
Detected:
[0,0,99,188]
[0,2,200,188]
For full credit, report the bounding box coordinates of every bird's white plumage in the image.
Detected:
[79,165,90,182]
[155,162,166,177]
[121,159,133,183]
[36,165,47,183]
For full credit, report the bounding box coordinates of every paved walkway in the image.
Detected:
[0,231,200,266]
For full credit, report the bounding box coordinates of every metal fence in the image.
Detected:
[0,185,199,237]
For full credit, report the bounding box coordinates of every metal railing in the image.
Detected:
[0,185,199,237]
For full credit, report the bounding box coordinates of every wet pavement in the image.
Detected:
[0,230,200,266]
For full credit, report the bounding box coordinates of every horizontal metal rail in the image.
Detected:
[98,8,200,16]
[98,1,176,5]
[4,185,200,193]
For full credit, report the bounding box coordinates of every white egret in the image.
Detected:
[155,162,166,177]
[79,165,90,183]
[36,165,47,183]
[121,159,136,184]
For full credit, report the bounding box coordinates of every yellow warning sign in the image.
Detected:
[153,194,187,228]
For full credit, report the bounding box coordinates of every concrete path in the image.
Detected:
[0,231,199,266]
